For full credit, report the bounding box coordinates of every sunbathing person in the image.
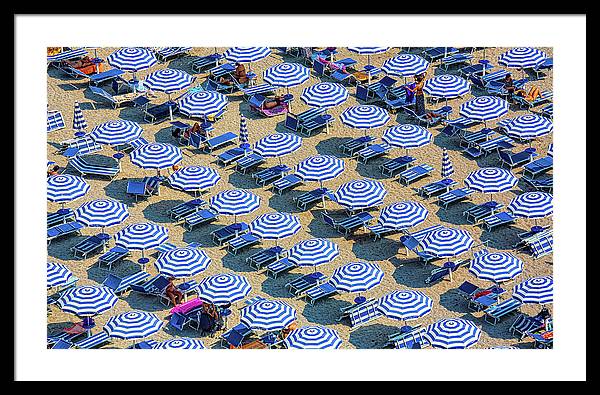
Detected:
[65,56,95,70]
[47,165,60,177]
[165,277,183,306]
[263,95,286,110]
[219,62,249,86]
[514,85,542,102]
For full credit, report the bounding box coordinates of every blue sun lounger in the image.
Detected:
[539,103,553,119]
[463,135,515,158]
[355,76,397,103]
[246,246,286,270]
[523,156,553,178]
[422,47,459,62]
[271,174,304,195]
[236,153,265,174]
[253,164,291,186]
[404,106,453,127]
[155,47,191,62]
[242,83,276,100]
[68,156,120,180]
[202,132,238,152]
[440,52,473,71]
[459,62,494,78]
[510,313,547,340]
[47,221,85,245]
[97,246,130,270]
[418,178,457,198]
[72,235,109,259]
[302,281,338,305]
[89,85,140,109]
[498,149,536,169]
[339,135,376,156]
[220,323,253,348]
[347,300,383,329]
[379,155,416,177]
[529,234,553,259]
[286,272,327,296]
[484,298,522,325]
[127,176,161,202]
[390,326,430,349]
[398,164,434,186]
[424,257,470,284]
[183,208,219,231]
[47,208,75,228]
[513,89,553,109]
[367,223,403,240]
[284,107,327,132]
[355,143,392,164]
[211,222,249,246]
[464,201,504,224]
[437,187,475,209]
[168,199,207,220]
[481,211,517,231]
[226,233,261,255]
[294,187,332,210]
[217,147,252,166]
[72,331,111,349]
[459,128,495,148]
[469,69,510,89]
[522,176,553,193]
[191,53,223,73]
[441,116,481,137]
[265,258,297,278]
[102,271,151,295]
[297,113,334,136]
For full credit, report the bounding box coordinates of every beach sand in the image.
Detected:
[47,47,553,349]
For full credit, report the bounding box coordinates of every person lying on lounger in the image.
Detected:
[47,165,60,177]
[280,321,299,340]
[65,56,95,70]
[514,85,542,102]
[263,95,286,110]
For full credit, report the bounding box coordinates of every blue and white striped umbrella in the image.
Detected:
[469,252,524,283]
[239,113,249,147]
[143,68,195,94]
[464,167,518,194]
[460,96,509,122]
[283,326,342,349]
[504,114,553,141]
[253,133,302,158]
[178,91,228,119]
[301,82,349,108]
[423,74,471,99]
[331,262,384,293]
[508,192,553,219]
[240,299,297,331]
[197,273,252,305]
[334,179,387,210]
[348,47,390,55]
[114,222,169,252]
[90,120,143,146]
[130,143,182,170]
[382,54,429,77]
[47,175,90,203]
[295,155,345,185]
[47,48,88,63]
[104,311,163,340]
[168,166,221,193]
[377,290,433,321]
[287,238,340,268]
[340,105,390,130]
[73,102,87,132]
[498,47,548,69]
[58,286,118,316]
[210,189,260,218]
[378,201,428,230]
[47,262,74,288]
[153,338,205,349]
[421,227,474,258]
[75,199,129,230]
[548,143,553,157]
[512,276,553,304]
[224,47,271,64]
[264,62,310,88]
[441,148,454,178]
[249,212,301,241]
[424,318,481,349]
[155,247,211,278]
[382,124,432,150]
[107,47,157,72]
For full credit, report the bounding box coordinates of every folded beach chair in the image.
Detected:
[183,208,219,231]
[284,107,326,132]
[71,235,109,259]
[202,132,238,152]
[528,234,553,259]
[191,53,223,73]
[226,233,262,255]
[440,52,473,71]
[484,298,522,325]
[436,187,475,209]
[68,156,120,180]
[294,187,332,210]
[211,222,249,246]
[264,258,298,279]
[522,176,553,193]
[235,153,265,174]
[498,149,536,169]
[398,164,434,186]
[379,155,416,177]
[127,176,161,202]
[89,85,139,109]
[522,156,553,178]
[355,143,392,164]
[47,208,75,228]
[418,178,457,198]
[254,164,291,186]
[246,246,287,270]
[97,246,130,271]
[339,135,376,156]
[47,221,85,245]
[481,211,517,231]
[286,272,327,296]
[102,271,151,295]
[302,281,338,305]
[271,174,304,195]
[47,111,66,133]
[421,47,459,62]
[463,201,504,224]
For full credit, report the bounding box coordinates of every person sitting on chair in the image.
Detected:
[219,62,248,86]
[165,277,183,306]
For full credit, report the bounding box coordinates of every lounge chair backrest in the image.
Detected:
[248,94,266,108]
[102,274,122,290]
[313,59,326,76]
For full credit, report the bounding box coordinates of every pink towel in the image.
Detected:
[170,297,202,315]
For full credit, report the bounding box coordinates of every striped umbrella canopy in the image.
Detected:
[224,47,271,64]
[143,68,195,95]
[153,338,205,349]
[548,143,553,157]
[378,201,428,230]
[107,47,157,73]
[423,74,471,101]
[498,47,548,69]
[348,47,390,55]
[114,222,169,253]
[73,101,87,132]
[424,318,481,349]
[210,189,260,219]
[469,252,524,283]
[340,105,390,131]
[75,199,129,233]
[441,148,454,178]
[168,166,221,194]
[283,326,342,349]
[301,82,349,108]
[421,227,474,258]
[377,290,433,321]
[104,311,163,340]
[253,132,302,159]
[130,143,182,172]
[249,212,301,242]
[58,286,118,316]
[47,175,90,204]
[382,54,429,78]
[178,91,228,119]
[460,96,509,123]
[47,48,88,63]
[47,262,74,288]
[264,62,310,90]
[507,192,553,219]
[504,114,553,141]
[154,247,211,278]
[90,120,143,146]
[334,179,388,211]
[382,124,432,155]
[287,238,340,268]
[239,113,249,148]
[295,155,345,187]
[240,299,297,331]
[330,262,384,293]
[464,167,518,196]
[197,273,252,305]
[512,276,553,304]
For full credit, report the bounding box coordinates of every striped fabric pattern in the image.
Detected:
[287,238,340,268]
[421,227,474,258]
[168,166,221,192]
[107,47,157,72]
[73,102,87,132]
[423,74,471,98]
[47,175,90,203]
[90,120,143,146]
[283,326,342,349]
[295,155,345,182]
[377,290,433,321]
[512,276,553,304]
[498,47,548,69]
[239,113,249,146]
[197,273,252,305]
[253,133,302,158]
[143,68,195,94]
[104,311,163,340]
[114,222,169,251]
[75,199,129,228]
[459,96,509,121]
[507,192,553,219]
[209,189,261,216]
[424,318,481,349]
[178,91,228,118]
[154,247,211,278]
[153,338,205,349]
[330,262,384,293]
[464,167,518,194]
[264,62,310,87]
[441,148,454,178]
[249,212,302,240]
[47,262,74,288]
[58,286,118,316]
[348,47,390,55]
[334,179,388,210]
[130,143,182,169]
[548,143,553,157]
[240,299,297,331]
[504,114,553,141]
[382,124,432,149]
[47,111,65,132]
[469,252,524,283]
[224,47,271,63]
[340,105,391,129]
[378,201,429,230]
[382,54,429,77]
[47,48,88,63]
[301,82,349,108]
